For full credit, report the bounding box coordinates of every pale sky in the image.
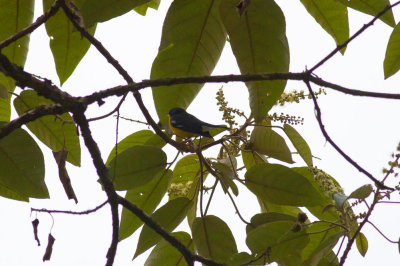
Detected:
[1,0,400,265]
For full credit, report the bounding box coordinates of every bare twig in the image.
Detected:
[31,201,108,215]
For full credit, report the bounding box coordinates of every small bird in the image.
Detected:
[168,107,228,138]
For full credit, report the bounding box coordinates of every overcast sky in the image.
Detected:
[1,0,400,265]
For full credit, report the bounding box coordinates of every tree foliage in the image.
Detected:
[1,0,400,265]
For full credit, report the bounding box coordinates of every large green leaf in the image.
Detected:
[144,231,194,266]
[245,164,323,206]
[284,124,313,166]
[192,215,238,263]
[220,0,289,123]
[246,221,309,264]
[0,126,48,199]
[0,0,34,120]
[301,222,343,265]
[384,23,400,79]
[337,0,395,27]
[13,90,81,166]
[246,212,297,234]
[109,145,166,190]
[80,0,150,27]
[250,126,294,163]
[106,130,165,165]
[43,0,96,85]
[134,197,193,258]
[119,170,172,241]
[300,0,349,53]
[258,197,303,217]
[151,0,227,127]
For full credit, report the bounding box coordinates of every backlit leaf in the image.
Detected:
[134,0,160,16]
[119,170,172,241]
[250,126,294,163]
[245,164,323,206]
[13,90,81,166]
[300,0,349,53]
[337,0,395,27]
[80,0,150,27]
[384,23,400,79]
[44,0,96,85]
[134,197,193,258]
[109,145,166,190]
[220,0,289,122]
[192,215,238,263]
[106,130,165,165]
[348,184,373,200]
[356,232,368,257]
[151,0,226,127]
[283,124,313,166]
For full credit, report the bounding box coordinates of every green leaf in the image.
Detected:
[192,215,238,263]
[134,197,193,258]
[348,184,373,200]
[246,221,309,264]
[80,0,151,27]
[43,0,96,85]
[258,197,303,217]
[220,0,289,123]
[109,145,166,190]
[119,170,172,241]
[356,232,368,257]
[246,212,297,234]
[301,223,343,265]
[13,90,81,166]
[300,0,349,54]
[242,150,267,170]
[250,126,294,163]
[144,231,193,266]
[0,0,34,120]
[106,130,165,165]
[245,164,323,206]
[337,0,395,27]
[384,22,400,79]
[212,157,239,196]
[134,0,160,16]
[283,124,313,166]
[0,126,48,199]
[170,154,206,200]
[151,0,226,127]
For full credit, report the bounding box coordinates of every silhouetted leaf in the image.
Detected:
[192,215,238,263]
[151,0,226,127]
[0,126,48,199]
[14,90,81,166]
[220,0,289,122]
[119,170,172,241]
[245,164,322,206]
[246,212,297,234]
[109,145,166,190]
[134,0,160,16]
[134,197,193,258]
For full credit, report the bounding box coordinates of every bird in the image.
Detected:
[168,107,228,138]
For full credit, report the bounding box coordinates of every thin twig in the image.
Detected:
[31,201,108,215]
[366,220,399,244]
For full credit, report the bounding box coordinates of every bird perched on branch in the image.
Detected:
[168,107,228,138]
